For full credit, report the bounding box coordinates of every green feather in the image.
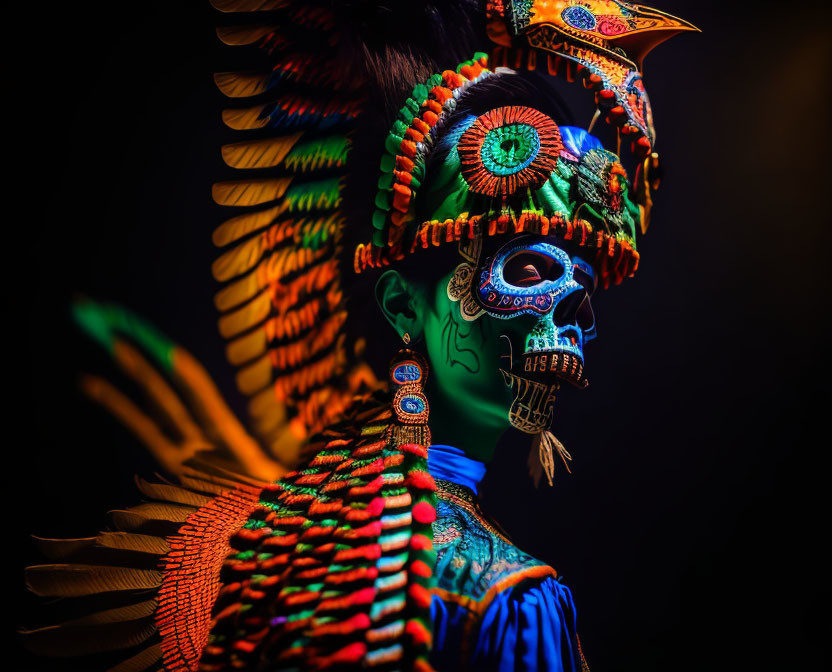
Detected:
[72,300,175,373]
[284,178,342,213]
[284,135,349,173]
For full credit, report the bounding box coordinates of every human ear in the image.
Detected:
[374,270,424,343]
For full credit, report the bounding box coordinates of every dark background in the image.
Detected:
[6,1,831,670]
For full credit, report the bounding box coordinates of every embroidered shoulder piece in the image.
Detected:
[432,479,556,615]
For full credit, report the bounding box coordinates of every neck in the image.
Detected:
[424,378,510,463]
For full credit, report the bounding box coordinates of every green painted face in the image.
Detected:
[376,266,537,462]
[373,122,639,462]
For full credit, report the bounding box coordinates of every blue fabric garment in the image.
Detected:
[426,445,585,671]
[473,579,582,671]
[430,579,582,672]
[559,126,604,159]
[427,444,487,494]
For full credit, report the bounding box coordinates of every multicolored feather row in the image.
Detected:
[211,0,380,465]
[199,392,438,672]
[371,53,492,252]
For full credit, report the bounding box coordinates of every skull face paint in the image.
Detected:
[449,233,597,434]
[436,112,641,438]
[477,237,595,348]
[476,236,596,363]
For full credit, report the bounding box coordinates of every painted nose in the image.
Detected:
[553,289,592,327]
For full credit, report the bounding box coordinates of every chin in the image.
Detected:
[494,346,587,434]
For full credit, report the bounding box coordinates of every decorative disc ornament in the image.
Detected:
[447,262,485,322]
[458,106,563,197]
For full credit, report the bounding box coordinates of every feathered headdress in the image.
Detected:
[210,0,696,456]
[209,0,491,462]
[22,4,696,672]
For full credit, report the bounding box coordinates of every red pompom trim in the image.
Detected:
[412,501,437,524]
[406,469,437,491]
[409,559,433,578]
[399,443,428,458]
[410,534,434,551]
[406,619,433,646]
[408,583,433,609]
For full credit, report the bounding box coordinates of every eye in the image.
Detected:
[503,251,564,288]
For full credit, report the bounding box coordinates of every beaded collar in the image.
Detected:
[432,478,511,545]
[434,478,476,505]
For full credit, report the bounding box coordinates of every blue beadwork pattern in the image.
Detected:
[393,361,423,384]
[400,394,427,415]
[561,6,597,31]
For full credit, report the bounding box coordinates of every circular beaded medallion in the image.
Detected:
[458,106,563,198]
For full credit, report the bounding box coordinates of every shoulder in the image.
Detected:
[431,491,586,671]
[433,488,557,612]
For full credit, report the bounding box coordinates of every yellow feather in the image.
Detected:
[217,289,271,338]
[212,234,267,283]
[214,71,270,98]
[222,104,270,130]
[177,474,232,497]
[61,600,158,627]
[221,133,304,169]
[25,565,162,597]
[249,386,286,422]
[251,403,285,437]
[216,24,277,46]
[109,503,196,531]
[96,532,170,556]
[236,354,273,395]
[32,536,95,561]
[214,271,263,312]
[124,502,196,522]
[134,477,212,507]
[226,327,267,366]
[267,424,305,465]
[212,177,293,207]
[213,204,284,248]
[247,387,290,439]
[107,644,163,672]
[179,466,260,491]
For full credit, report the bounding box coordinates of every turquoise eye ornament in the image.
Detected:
[480,123,541,176]
[457,106,563,198]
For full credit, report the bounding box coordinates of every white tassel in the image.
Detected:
[528,430,573,487]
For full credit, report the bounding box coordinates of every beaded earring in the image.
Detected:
[388,344,431,449]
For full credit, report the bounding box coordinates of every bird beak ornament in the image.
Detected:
[488,0,698,233]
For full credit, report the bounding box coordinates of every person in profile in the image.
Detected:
[22,2,696,670]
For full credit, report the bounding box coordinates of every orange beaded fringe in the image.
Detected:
[354,210,639,288]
